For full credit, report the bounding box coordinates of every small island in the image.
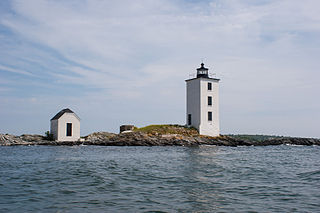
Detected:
[1,125,319,146]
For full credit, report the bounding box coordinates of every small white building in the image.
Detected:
[50,108,80,141]
[186,63,220,137]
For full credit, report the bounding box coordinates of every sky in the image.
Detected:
[0,0,320,138]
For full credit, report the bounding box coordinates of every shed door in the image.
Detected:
[66,123,72,136]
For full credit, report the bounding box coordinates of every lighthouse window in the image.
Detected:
[188,114,192,125]
[208,112,212,121]
[208,82,212,90]
[208,96,212,106]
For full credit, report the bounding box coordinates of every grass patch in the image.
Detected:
[134,124,199,136]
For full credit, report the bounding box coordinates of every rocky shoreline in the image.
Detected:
[1,132,320,146]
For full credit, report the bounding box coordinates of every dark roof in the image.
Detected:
[197,63,208,71]
[185,77,220,82]
[51,108,75,120]
[186,63,220,81]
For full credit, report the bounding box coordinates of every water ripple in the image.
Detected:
[0,146,320,212]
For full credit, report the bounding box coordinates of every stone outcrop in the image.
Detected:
[1,132,320,146]
[119,125,135,133]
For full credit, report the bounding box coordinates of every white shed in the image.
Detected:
[50,108,80,141]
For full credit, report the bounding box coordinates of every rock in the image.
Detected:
[20,134,46,142]
[1,131,320,146]
[119,125,135,133]
[83,132,116,142]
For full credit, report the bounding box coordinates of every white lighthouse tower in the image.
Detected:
[186,63,220,136]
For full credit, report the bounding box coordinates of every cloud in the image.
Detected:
[0,0,320,137]
[0,87,11,92]
[0,64,33,76]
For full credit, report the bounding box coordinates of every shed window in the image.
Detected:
[66,123,72,136]
[208,96,212,106]
[208,82,212,90]
[208,112,212,121]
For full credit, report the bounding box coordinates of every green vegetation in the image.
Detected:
[44,131,54,141]
[132,125,286,141]
[227,134,283,142]
[134,124,199,136]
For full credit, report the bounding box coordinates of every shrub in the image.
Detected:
[45,131,54,141]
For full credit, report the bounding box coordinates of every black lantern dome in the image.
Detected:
[196,63,209,78]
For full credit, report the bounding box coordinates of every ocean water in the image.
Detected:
[0,145,320,212]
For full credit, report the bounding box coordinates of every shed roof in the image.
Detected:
[51,108,80,121]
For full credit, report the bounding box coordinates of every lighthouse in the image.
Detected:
[185,63,220,136]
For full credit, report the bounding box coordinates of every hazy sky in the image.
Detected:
[0,0,319,137]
